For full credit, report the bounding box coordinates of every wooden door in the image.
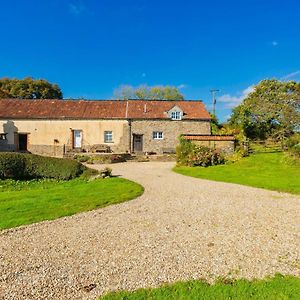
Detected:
[18,134,28,151]
[133,134,143,152]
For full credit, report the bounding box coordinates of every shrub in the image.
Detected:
[74,154,89,163]
[176,137,197,166]
[100,167,112,178]
[80,168,99,180]
[110,154,126,163]
[284,134,300,158]
[0,153,85,180]
[176,138,225,167]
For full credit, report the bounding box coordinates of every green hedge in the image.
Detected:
[0,153,85,180]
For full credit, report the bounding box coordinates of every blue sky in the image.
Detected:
[1,0,300,121]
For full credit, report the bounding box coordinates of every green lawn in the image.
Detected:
[174,152,300,194]
[0,178,144,230]
[100,274,300,300]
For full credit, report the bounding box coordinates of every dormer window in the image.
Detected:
[171,111,182,120]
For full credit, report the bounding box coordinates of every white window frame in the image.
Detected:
[153,131,164,140]
[104,131,113,143]
[171,111,182,120]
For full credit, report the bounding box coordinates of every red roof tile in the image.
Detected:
[184,135,235,141]
[0,99,211,120]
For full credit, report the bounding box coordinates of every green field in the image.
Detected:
[100,274,300,300]
[174,152,300,194]
[0,178,144,230]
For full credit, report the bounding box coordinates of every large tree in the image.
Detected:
[229,79,300,140]
[0,77,63,99]
[114,84,184,100]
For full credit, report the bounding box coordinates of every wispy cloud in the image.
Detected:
[281,70,300,80]
[177,84,187,89]
[218,86,254,108]
[68,2,87,16]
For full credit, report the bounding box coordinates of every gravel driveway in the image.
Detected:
[0,162,299,300]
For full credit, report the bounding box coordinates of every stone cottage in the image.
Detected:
[0,99,233,157]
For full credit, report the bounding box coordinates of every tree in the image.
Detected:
[114,84,184,100]
[229,79,300,140]
[0,77,63,99]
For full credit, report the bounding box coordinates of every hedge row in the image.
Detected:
[0,153,85,180]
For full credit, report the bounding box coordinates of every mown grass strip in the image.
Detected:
[0,178,144,230]
[174,152,300,194]
[100,274,300,300]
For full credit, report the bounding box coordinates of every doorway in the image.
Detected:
[133,134,143,152]
[18,134,28,151]
[73,130,82,148]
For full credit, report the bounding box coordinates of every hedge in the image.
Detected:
[0,152,85,180]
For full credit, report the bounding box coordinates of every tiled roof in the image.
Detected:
[0,99,211,120]
[184,135,235,141]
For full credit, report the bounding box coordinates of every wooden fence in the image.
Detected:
[242,140,283,155]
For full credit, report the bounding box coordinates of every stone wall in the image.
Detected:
[131,119,211,154]
[0,140,16,152]
[192,140,235,154]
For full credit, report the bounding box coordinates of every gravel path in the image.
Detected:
[0,162,299,300]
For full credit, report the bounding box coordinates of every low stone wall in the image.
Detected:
[0,141,16,152]
[192,140,235,154]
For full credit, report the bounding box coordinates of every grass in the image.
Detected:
[100,274,300,300]
[0,177,144,230]
[174,152,300,194]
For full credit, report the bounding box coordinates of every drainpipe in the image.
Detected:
[125,101,132,154]
[128,119,132,154]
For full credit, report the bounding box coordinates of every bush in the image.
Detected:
[100,167,112,178]
[176,137,196,166]
[80,168,99,180]
[0,153,85,180]
[74,154,89,163]
[176,138,225,167]
[285,134,300,157]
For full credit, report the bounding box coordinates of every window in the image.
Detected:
[171,111,181,120]
[104,131,113,143]
[153,131,163,140]
[0,133,7,140]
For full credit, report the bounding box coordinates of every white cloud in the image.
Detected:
[281,70,300,80]
[177,84,187,89]
[272,40,278,47]
[69,2,86,15]
[218,86,254,108]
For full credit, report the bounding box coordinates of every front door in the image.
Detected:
[133,134,143,152]
[18,134,28,151]
[73,130,82,148]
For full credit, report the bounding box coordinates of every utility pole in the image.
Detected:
[210,89,219,117]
